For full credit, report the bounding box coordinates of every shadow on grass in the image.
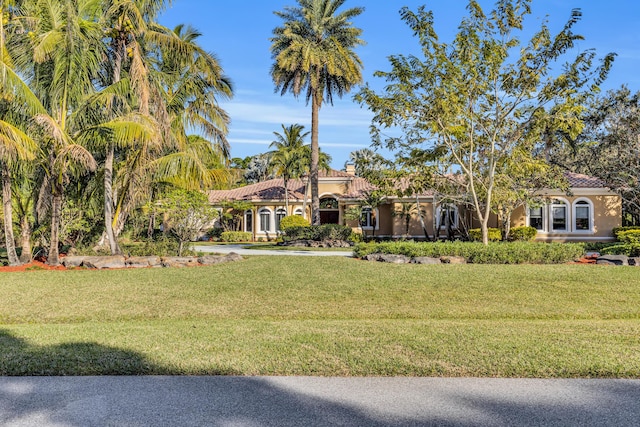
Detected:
[0,329,239,376]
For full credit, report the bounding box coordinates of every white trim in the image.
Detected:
[275,208,286,232]
[258,208,272,233]
[243,209,253,233]
[435,205,459,232]
[550,197,570,233]
[536,236,615,241]
[572,198,595,234]
[294,208,304,216]
[535,188,617,196]
[360,206,379,230]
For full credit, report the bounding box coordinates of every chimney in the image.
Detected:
[345,163,356,176]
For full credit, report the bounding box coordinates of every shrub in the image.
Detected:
[220,231,252,242]
[122,237,195,257]
[282,225,314,241]
[601,243,640,257]
[508,226,537,242]
[353,241,584,264]
[316,224,352,241]
[279,215,310,231]
[283,224,352,242]
[613,226,640,239]
[616,230,640,244]
[468,228,502,242]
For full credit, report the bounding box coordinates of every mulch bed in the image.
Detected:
[0,261,67,272]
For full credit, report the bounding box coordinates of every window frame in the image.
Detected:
[244,209,253,233]
[258,208,272,233]
[572,198,594,233]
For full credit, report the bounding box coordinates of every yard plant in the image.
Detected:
[1,256,639,377]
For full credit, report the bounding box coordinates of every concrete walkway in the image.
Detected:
[1,377,639,426]
[196,244,354,257]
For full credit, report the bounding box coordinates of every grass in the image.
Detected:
[1,257,639,376]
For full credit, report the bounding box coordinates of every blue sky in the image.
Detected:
[159,1,640,169]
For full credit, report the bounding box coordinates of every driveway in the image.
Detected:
[196,244,354,257]
[1,377,639,426]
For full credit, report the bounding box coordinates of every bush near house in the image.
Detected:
[282,224,352,242]
[508,226,537,242]
[596,227,640,256]
[468,228,502,242]
[353,241,584,264]
[220,231,252,242]
[278,215,310,232]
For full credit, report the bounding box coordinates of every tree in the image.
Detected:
[346,148,389,177]
[159,189,218,256]
[268,123,310,213]
[271,0,365,225]
[549,87,640,225]
[356,1,615,244]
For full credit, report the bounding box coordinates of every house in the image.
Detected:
[208,167,621,242]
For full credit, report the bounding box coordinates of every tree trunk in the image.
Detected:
[301,177,310,220]
[310,92,320,225]
[19,215,32,263]
[104,143,121,254]
[415,196,430,240]
[48,189,62,266]
[1,165,21,265]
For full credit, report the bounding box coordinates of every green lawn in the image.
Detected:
[1,257,639,376]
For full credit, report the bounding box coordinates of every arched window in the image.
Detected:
[258,208,271,232]
[244,210,253,233]
[573,199,593,232]
[320,197,338,209]
[275,208,286,231]
[294,208,304,216]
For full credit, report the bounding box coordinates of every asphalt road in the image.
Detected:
[1,376,639,426]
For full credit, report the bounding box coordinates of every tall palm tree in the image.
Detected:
[269,123,309,213]
[13,0,101,265]
[271,0,364,225]
[0,1,41,265]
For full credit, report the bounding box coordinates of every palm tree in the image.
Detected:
[13,0,101,265]
[0,2,41,265]
[269,123,309,213]
[271,0,364,225]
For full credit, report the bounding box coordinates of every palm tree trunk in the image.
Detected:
[1,165,21,265]
[310,92,320,225]
[48,189,62,266]
[104,142,121,254]
[19,214,32,263]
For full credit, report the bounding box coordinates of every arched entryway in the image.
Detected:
[319,197,340,224]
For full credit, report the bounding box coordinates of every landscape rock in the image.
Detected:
[412,256,442,265]
[62,256,86,268]
[378,254,410,264]
[440,256,467,264]
[126,256,161,268]
[363,253,382,262]
[160,257,199,268]
[224,252,243,262]
[596,254,629,266]
[628,257,640,266]
[82,256,126,269]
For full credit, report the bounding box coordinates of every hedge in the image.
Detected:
[468,228,502,242]
[353,241,584,264]
[220,231,252,242]
[508,226,537,242]
[283,224,352,242]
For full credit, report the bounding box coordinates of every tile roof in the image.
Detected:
[208,178,306,203]
[208,170,608,204]
[564,172,606,188]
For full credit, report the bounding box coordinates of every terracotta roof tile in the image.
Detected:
[564,172,606,188]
